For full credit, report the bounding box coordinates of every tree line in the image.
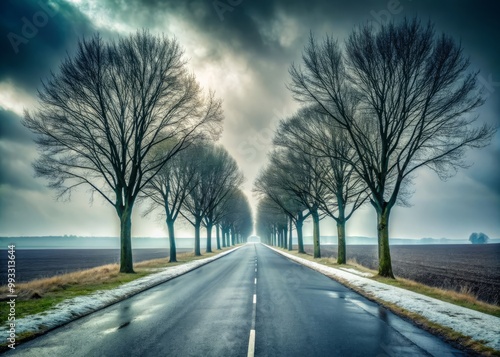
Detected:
[254,18,494,278]
[23,30,252,273]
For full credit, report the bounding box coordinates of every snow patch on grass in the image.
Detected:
[267,245,500,351]
[0,246,241,340]
[338,267,374,278]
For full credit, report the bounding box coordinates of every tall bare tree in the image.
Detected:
[23,31,222,273]
[276,107,369,264]
[289,19,494,277]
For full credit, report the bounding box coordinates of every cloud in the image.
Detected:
[0,108,33,143]
[0,0,99,91]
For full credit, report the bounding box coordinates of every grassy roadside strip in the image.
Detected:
[0,245,241,349]
[271,246,500,356]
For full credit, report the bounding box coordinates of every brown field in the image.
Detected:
[304,244,500,305]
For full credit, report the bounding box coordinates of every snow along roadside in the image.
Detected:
[0,246,242,341]
[265,245,500,351]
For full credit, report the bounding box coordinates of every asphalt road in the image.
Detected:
[5,244,466,356]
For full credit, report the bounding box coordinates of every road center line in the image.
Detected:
[248,253,257,357]
[247,329,255,357]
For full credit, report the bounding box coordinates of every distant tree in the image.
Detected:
[266,145,328,258]
[220,189,253,246]
[255,197,288,247]
[181,143,243,255]
[230,190,254,243]
[202,151,244,253]
[254,163,311,253]
[289,19,495,277]
[23,31,222,273]
[469,232,489,244]
[275,107,369,263]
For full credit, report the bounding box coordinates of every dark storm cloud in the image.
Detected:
[0,143,43,191]
[0,108,33,143]
[466,147,500,196]
[100,0,500,121]
[0,109,42,190]
[98,0,374,57]
[0,0,97,90]
[96,0,500,193]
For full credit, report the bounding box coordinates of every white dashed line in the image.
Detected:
[248,251,257,357]
[247,329,255,357]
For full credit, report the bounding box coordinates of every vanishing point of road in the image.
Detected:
[5,244,466,356]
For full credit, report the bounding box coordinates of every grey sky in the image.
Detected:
[0,0,499,239]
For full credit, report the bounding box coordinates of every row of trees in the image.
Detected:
[141,142,252,262]
[24,31,252,273]
[254,107,368,263]
[255,18,494,278]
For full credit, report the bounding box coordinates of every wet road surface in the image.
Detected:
[5,244,466,356]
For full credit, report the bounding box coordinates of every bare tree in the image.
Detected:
[265,143,329,258]
[276,107,369,264]
[202,154,244,253]
[140,145,198,262]
[289,19,494,277]
[230,190,254,243]
[220,189,253,246]
[181,143,244,255]
[23,31,222,273]
[254,164,311,253]
[255,197,288,247]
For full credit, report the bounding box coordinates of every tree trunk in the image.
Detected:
[166,218,177,263]
[283,225,288,249]
[119,206,134,273]
[230,227,235,246]
[194,217,202,256]
[337,220,346,265]
[206,222,213,253]
[216,225,221,250]
[311,209,321,258]
[377,206,394,278]
[222,227,227,248]
[296,218,305,253]
[288,217,293,251]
